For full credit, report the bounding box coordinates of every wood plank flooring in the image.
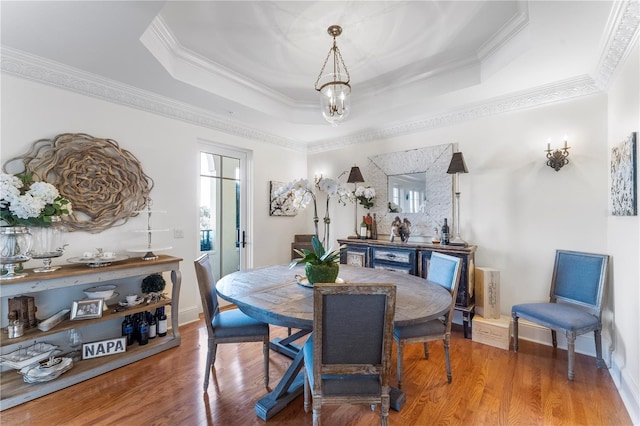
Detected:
[1,320,632,425]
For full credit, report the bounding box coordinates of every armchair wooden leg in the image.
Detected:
[444,334,452,383]
[552,330,558,348]
[312,398,322,426]
[396,340,404,390]
[594,328,606,369]
[566,331,576,381]
[204,339,217,391]
[303,370,310,413]
[423,342,429,360]
[381,391,390,426]
[512,312,519,352]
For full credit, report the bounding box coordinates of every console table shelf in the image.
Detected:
[0,255,182,410]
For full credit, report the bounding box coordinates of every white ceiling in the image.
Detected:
[0,1,632,151]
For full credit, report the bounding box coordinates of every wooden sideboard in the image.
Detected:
[338,238,477,338]
[0,255,182,410]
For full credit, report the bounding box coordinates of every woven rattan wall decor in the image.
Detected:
[3,133,154,233]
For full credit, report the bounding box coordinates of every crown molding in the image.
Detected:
[3,0,637,157]
[143,16,299,108]
[476,0,529,61]
[594,0,640,90]
[0,47,305,153]
[308,75,601,153]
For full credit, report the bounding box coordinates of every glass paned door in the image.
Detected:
[199,145,248,279]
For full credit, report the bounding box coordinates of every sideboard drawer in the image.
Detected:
[373,249,412,264]
[371,247,416,275]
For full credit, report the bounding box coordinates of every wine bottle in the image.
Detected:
[371,213,378,240]
[147,311,157,339]
[122,315,134,346]
[138,313,149,345]
[366,213,372,238]
[359,216,367,239]
[441,218,450,245]
[157,307,168,337]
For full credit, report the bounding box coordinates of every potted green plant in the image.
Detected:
[141,273,166,293]
[289,235,345,285]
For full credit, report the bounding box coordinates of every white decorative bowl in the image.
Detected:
[83,285,117,299]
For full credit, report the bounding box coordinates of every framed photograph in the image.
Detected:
[71,299,104,320]
[269,180,297,216]
[611,132,638,216]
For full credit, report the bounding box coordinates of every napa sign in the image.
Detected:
[82,337,126,359]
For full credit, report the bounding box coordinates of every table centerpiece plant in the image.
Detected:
[289,235,345,285]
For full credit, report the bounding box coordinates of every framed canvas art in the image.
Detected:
[269,181,297,216]
[611,132,638,216]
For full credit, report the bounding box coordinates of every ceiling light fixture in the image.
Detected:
[314,25,351,126]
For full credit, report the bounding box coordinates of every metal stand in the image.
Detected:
[450,173,467,246]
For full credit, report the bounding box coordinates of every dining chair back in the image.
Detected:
[302,283,397,426]
[393,251,462,388]
[194,254,270,391]
[512,250,609,380]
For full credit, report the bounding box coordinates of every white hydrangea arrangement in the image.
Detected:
[355,185,376,209]
[0,173,72,227]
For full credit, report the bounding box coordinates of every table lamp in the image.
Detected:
[446,152,469,246]
[347,166,364,238]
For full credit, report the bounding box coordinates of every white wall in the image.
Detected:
[606,37,640,424]
[312,95,610,316]
[0,75,309,325]
[310,90,640,419]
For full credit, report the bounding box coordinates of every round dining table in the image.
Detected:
[216,263,452,421]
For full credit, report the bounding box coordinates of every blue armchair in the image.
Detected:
[393,252,462,388]
[303,283,397,426]
[511,250,609,380]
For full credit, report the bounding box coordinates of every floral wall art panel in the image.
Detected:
[269,181,297,216]
[611,132,638,216]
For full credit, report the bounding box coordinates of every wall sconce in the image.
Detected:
[545,138,570,171]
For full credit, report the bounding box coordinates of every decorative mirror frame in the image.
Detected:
[364,144,453,239]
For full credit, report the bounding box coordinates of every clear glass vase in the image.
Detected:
[0,226,32,280]
[29,218,66,273]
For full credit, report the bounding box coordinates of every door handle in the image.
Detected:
[241,230,247,248]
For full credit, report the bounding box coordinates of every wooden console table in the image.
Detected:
[338,238,477,338]
[0,255,182,410]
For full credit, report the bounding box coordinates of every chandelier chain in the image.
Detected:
[314,38,351,91]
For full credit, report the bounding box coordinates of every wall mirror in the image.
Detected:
[388,172,427,214]
[363,144,453,239]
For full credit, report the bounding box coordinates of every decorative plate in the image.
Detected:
[67,255,129,268]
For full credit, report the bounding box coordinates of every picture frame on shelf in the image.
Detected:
[70,299,104,320]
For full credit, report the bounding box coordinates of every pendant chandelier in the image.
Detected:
[314,25,351,126]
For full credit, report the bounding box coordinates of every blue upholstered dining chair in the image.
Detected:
[511,250,609,380]
[303,283,397,426]
[393,251,462,389]
[194,254,270,391]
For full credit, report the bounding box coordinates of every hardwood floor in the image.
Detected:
[1,320,632,426]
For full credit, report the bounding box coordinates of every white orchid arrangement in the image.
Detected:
[355,186,376,209]
[0,173,72,227]
[275,176,352,244]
